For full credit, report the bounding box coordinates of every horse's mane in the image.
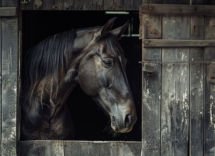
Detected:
[23,27,123,104]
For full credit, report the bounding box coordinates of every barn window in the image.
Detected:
[21,11,142,141]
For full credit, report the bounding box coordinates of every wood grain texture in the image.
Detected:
[142,48,161,156]
[141,4,215,15]
[1,17,18,156]
[42,0,55,10]
[161,14,190,156]
[114,0,123,10]
[142,14,161,39]
[64,0,74,10]
[75,0,92,10]
[124,0,133,10]
[141,10,161,156]
[143,39,215,47]
[190,15,204,156]
[204,16,215,156]
[0,17,2,156]
[104,0,113,10]
[93,0,103,10]
[20,141,142,156]
[2,0,17,7]
[20,0,33,10]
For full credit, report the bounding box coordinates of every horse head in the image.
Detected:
[78,18,137,133]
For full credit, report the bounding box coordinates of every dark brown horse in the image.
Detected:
[21,18,137,140]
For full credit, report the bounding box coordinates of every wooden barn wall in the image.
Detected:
[20,141,141,156]
[141,1,215,156]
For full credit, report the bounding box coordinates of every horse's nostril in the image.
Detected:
[125,114,131,127]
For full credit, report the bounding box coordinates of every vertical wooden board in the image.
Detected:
[1,17,18,156]
[141,13,161,156]
[93,0,103,10]
[110,142,120,156]
[190,15,204,156]
[75,0,92,10]
[133,0,141,10]
[161,14,190,156]
[20,141,52,156]
[2,0,17,7]
[204,16,215,156]
[121,142,142,156]
[123,0,133,10]
[96,142,110,156]
[51,141,64,156]
[64,0,74,10]
[104,0,113,10]
[43,0,55,10]
[142,48,161,156]
[33,0,43,10]
[142,14,161,39]
[114,0,123,10]
[162,0,189,4]
[161,48,189,156]
[0,17,2,156]
[191,15,204,40]
[190,48,204,156]
[162,15,190,39]
[64,141,80,156]
[20,0,33,10]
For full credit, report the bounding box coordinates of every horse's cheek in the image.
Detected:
[78,59,100,96]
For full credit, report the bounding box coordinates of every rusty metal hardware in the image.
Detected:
[142,63,154,77]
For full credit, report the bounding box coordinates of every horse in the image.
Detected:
[21,18,137,140]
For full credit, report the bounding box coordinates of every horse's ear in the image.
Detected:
[111,21,129,40]
[95,17,117,38]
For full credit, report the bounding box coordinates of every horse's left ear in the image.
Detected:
[95,17,117,38]
[111,21,129,40]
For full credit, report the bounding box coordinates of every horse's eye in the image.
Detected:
[102,58,113,68]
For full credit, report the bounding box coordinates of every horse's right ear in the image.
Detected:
[95,17,117,38]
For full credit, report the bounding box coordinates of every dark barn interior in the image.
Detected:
[22,11,142,141]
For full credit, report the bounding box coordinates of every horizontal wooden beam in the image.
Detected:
[141,4,215,15]
[0,7,17,16]
[143,39,215,47]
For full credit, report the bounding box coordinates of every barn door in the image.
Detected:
[140,1,215,156]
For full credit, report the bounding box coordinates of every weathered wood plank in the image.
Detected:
[141,4,215,15]
[204,16,215,156]
[33,0,43,9]
[21,141,142,156]
[64,0,74,10]
[142,48,161,156]
[123,0,133,10]
[114,0,123,10]
[190,48,204,156]
[190,15,204,156]
[143,39,215,47]
[52,141,64,156]
[93,0,103,10]
[142,14,161,39]
[1,17,18,156]
[142,12,161,156]
[74,0,92,10]
[20,140,52,155]
[42,0,55,10]
[0,17,2,156]
[104,0,113,10]
[161,15,190,156]
[20,0,33,10]
[0,7,18,16]
[2,0,17,7]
